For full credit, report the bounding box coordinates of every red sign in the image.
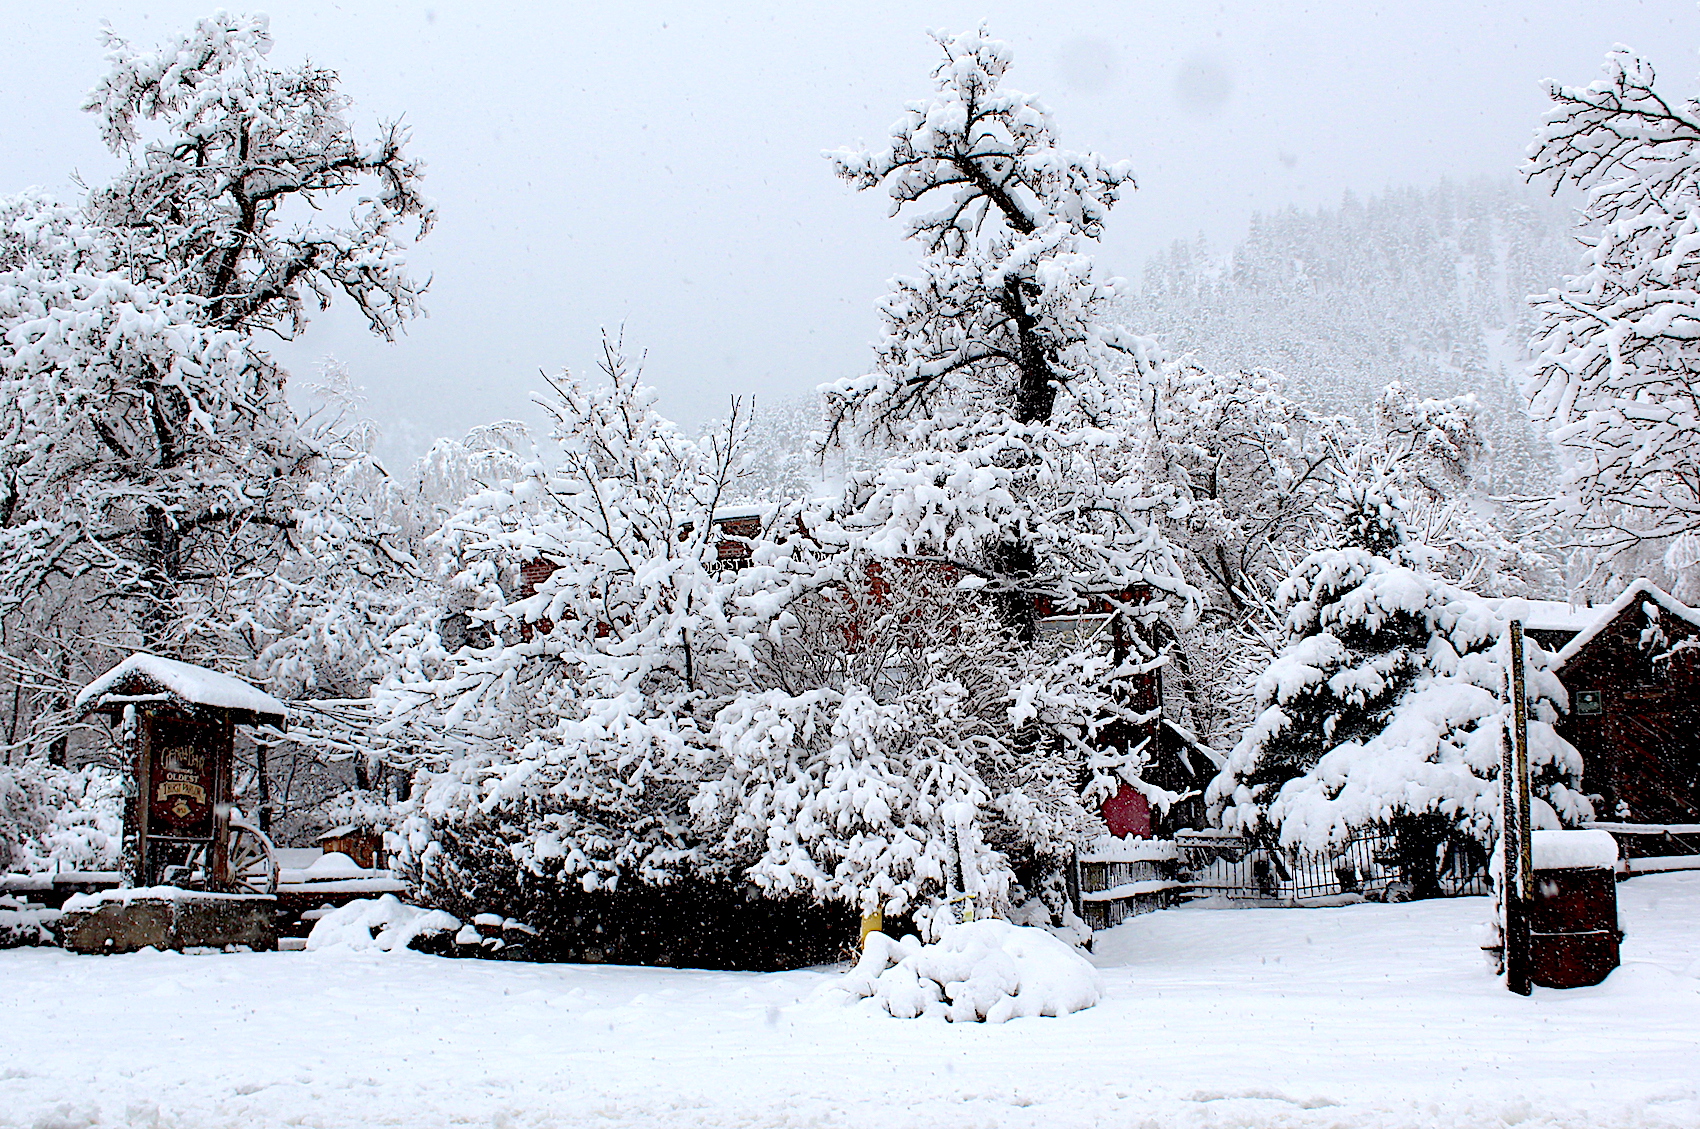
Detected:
[1101,784,1152,839]
[148,726,216,838]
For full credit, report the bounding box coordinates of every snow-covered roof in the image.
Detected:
[1552,579,1700,668]
[1484,598,1600,635]
[75,653,288,722]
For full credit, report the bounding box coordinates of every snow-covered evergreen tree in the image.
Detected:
[1526,45,1700,597]
[1206,464,1590,871]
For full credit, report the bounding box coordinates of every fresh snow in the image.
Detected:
[837,919,1103,1022]
[303,893,459,954]
[299,852,367,879]
[2,875,1698,1128]
[75,653,288,719]
[1531,829,1621,871]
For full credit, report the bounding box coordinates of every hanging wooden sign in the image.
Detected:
[148,721,219,839]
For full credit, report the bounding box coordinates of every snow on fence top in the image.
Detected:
[1483,597,1600,635]
[1531,829,1619,872]
[75,653,287,723]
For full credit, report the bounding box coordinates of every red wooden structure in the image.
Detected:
[1542,581,1700,832]
[76,654,287,893]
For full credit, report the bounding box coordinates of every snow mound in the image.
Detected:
[305,895,460,954]
[302,851,366,879]
[840,919,1102,1022]
[1531,829,1619,871]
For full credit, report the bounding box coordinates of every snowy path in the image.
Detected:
[3,874,1698,1129]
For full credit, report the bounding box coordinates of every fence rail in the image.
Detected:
[1581,821,1700,867]
[1173,829,1491,903]
[1075,828,1494,930]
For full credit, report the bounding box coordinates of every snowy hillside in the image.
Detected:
[1127,179,1578,495]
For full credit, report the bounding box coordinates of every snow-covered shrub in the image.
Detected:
[1207,474,1589,863]
[379,340,799,900]
[699,566,1033,930]
[0,763,122,874]
[838,920,1103,1022]
[305,894,461,954]
[0,898,60,948]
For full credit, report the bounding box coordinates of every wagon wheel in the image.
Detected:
[223,815,278,896]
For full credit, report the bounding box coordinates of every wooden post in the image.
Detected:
[255,737,272,834]
[1066,845,1083,924]
[1504,620,1534,996]
[119,705,145,888]
[209,715,234,890]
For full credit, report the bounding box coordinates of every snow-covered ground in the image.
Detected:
[3,874,1698,1129]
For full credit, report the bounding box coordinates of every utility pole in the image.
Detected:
[1502,619,1534,996]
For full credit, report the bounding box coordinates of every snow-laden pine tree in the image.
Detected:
[1206,461,1590,889]
[1526,45,1700,597]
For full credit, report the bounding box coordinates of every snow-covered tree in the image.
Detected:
[84,12,432,338]
[825,25,1157,444]
[1206,468,1590,883]
[692,561,1116,934]
[0,191,306,660]
[0,762,122,875]
[1139,363,1341,613]
[824,26,1195,638]
[1526,45,1700,595]
[0,12,431,764]
[378,341,797,898]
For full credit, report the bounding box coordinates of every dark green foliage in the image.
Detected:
[418,813,858,971]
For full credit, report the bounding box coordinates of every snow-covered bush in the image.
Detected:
[0,763,122,874]
[838,920,1103,1022]
[305,894,460,954]
[694,564,1092,933]
[380,340,792,898]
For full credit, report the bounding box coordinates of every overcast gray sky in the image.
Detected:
[1,1,1692,460]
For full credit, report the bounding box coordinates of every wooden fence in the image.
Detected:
[1582,821,1700,875]
[1076,827,1493,927]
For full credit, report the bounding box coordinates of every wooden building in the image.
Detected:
[1526,581,1700,831]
